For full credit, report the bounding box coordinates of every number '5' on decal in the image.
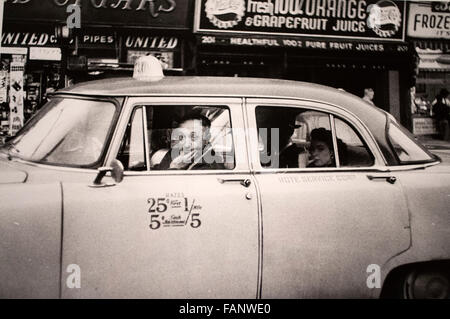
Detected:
[190,213,201,228]
[149,214,160,230]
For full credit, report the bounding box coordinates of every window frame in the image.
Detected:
[245,98,386,172]
[332,115,376,168]
[117,106,149,171]
[7,94,123,169]
[386,120,438,166]
[109,97,245,175]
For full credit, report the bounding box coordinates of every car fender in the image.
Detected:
[0,182,62,298]
[375,168,450,297]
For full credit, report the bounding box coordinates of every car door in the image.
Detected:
[245,98,411,298]
[61,97,259,298]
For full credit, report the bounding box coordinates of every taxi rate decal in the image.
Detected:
[147,193,202,230]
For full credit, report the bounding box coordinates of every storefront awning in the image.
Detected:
[417,48,450,72]
[419,60,450,72]
[413,40,450,53]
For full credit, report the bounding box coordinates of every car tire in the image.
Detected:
[403,267,450,299]
[381,264,450,299]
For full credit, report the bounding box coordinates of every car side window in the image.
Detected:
[256,106,374,169]
[256,106,331,168]
[334,118,374,167]
[118,105,235,171]
[388,121,435,164]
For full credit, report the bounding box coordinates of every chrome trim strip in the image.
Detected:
[122,169,251,177]
[123,96,243,104]
[242,98,254,171]
[105,96,129,166]
[142,106,150,170]
[253,166,391,174]
[386,161,441,171]
[330,114,341,167]
[11,159,98,173]
[251,161,442,174]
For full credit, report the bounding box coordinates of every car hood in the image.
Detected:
[0,160,28,184]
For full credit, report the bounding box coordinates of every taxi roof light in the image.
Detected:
[133,55,164,82]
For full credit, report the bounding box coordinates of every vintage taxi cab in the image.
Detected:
[0,56,449,299]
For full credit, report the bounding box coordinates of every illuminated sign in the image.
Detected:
[198,34,410,52]
[195,0,406,41]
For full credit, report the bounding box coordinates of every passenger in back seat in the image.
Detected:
[307,128,348,168]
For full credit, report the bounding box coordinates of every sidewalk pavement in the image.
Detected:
[416,135,450,150]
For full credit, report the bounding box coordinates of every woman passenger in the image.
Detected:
[307,128,347,167]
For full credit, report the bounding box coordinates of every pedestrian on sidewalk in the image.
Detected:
[362,88,375,105]
[432,88,450,141]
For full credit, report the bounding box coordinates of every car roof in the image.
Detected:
[59,76,384,120]
[58,76,395,163]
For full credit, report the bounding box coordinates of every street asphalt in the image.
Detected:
[417,135,450,151]
[417,136,450,163]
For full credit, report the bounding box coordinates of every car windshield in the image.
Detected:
[4,97,117,167]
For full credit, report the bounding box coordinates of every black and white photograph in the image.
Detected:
[0,0,449,306]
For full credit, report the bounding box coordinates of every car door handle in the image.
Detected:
[367,175,397,184]
[217,178,251,187]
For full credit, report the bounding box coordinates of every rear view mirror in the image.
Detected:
[90,159,124,188]
[110,159,124,183]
